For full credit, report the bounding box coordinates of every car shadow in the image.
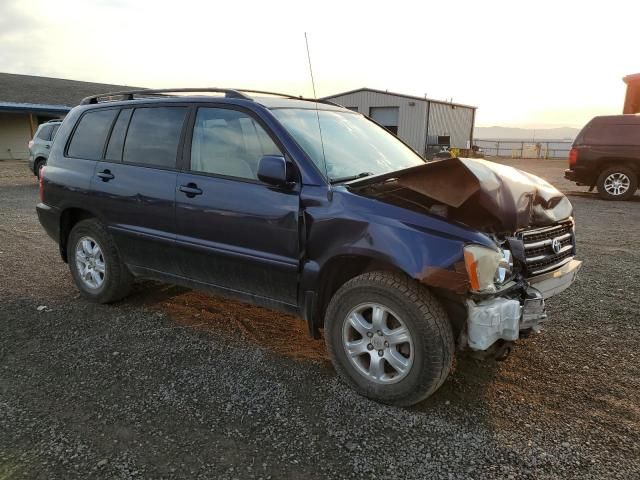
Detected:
[413,353,501,412]
[565,190,640,202]
[122,280,330,363]
[123,280,191,307]
[122,280,502,410]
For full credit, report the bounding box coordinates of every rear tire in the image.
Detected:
[324,271,454,407]
[596,165,637,200]
[67,219,133,303]
[34,158,46,179]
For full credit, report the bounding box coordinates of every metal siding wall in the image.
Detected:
[426,103,474,148]
[326,91,427,154]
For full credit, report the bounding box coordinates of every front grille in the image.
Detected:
[519,220,575,276]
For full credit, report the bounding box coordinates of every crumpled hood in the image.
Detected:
[348,157,573,233]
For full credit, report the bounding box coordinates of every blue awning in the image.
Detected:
[0,102,71,115]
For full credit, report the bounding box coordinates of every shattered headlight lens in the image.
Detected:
[464,245,512,293]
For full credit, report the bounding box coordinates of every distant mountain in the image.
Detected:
[474,126,580,140]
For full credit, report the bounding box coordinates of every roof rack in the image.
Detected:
[317,99,344,108]
[80,88,305,105]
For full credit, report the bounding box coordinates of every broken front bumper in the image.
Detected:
[465,259,582,351]
[528,259,582,299]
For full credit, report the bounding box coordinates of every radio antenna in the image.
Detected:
[304,32,329,184]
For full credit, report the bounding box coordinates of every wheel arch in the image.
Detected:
[33,156,47,175]
[595,157,640,176]
[308,254,410,335]
[59,208,96,262]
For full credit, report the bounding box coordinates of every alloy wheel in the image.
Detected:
[342,303,414,384]
[604,172,631,196]
[75,236,106,289]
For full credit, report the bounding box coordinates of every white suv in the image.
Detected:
[28,119,62,178]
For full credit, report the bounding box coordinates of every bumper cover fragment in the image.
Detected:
[466,260,582,351]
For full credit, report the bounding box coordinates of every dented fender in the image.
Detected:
[299,185,496,300]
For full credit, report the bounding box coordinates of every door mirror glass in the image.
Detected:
[257,155,295,187]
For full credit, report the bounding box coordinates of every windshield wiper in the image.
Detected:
[329,172,374,184]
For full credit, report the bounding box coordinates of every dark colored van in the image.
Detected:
[565,114,640,200]
[37,88,581,406]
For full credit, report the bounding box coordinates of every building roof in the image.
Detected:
[0,72,136,108]
[321,87,477,110]
[0,101,71,115]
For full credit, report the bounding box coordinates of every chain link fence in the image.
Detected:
[475,139,572,159]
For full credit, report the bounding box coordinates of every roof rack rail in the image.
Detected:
[316,99,343,108]
[235,89,303,100]
[80,88,305,105]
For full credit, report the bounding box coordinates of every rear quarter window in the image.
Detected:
[36,125,53,141]
[67,109,118,160]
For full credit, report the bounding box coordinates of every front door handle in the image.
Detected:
[178,183,203,197]
[96,169,114,181]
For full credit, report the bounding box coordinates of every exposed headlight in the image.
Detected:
[464,245,512,293]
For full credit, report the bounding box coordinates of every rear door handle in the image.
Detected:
[96,170,114,181]
[178,183,203,197]
[45,145,50,149]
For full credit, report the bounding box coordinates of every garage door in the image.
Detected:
[369,107,399,135]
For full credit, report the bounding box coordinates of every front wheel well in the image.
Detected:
[314,255,406,331]
[311,256,466,341]
[59,208,95,262]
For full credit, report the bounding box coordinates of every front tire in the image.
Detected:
[324,271,454,407]
[597,165,637,200]
[67,219,133,303]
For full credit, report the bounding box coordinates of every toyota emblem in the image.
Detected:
[551,237,561,254]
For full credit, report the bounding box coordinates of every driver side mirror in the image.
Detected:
[257,155,296,187]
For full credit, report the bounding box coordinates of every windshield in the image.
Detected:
[271,108,424,182]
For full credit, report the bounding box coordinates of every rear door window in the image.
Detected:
[67,109,118,160]
[123,107,187,168]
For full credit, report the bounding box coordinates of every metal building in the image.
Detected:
[322,88,477,158]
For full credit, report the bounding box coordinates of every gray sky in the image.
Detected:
[1,0,637,128]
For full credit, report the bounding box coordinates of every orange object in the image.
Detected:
[623,73,640,114]
[464,249,480,291]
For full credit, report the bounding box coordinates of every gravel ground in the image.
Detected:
[1,158,638,479]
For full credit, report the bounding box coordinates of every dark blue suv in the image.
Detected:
[37,88,582,406]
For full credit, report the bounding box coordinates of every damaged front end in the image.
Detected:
[348,157,583,355]
[464,254,582,352]
[462,221,582,352]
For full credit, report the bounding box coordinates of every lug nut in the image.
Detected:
[377,330,383,336]
[367,332,373,338]
[378,350,384,357]
[367,344,373,351]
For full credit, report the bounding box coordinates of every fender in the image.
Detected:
[298,185,496,335]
